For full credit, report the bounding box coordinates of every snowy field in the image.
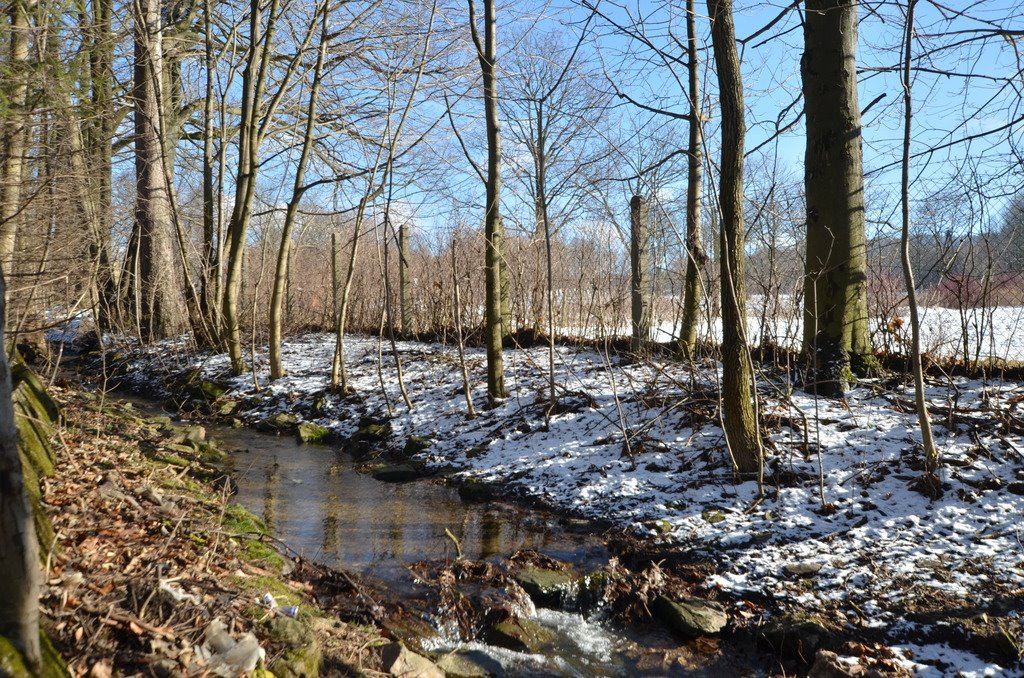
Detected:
[643,303,1024,364]
[111,333,1024,674]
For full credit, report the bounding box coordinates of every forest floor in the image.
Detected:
[72,331,1024,676]
[38,383,392,676]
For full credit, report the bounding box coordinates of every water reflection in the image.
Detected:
[216,425,607,576]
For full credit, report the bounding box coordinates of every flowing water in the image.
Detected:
[131,399,758,676]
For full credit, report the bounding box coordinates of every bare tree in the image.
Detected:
[707,0,762,478]
[468,0,507,403]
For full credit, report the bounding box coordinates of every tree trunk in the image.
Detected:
[630,194,651,352]
[679,0,705,358]
[398,222,413,336]
[270,7,327,380]
[0,0,31,298]
[0,269,41,670]
[199,0,220,344]
[134,0,183,339]
[469,0,507,402]
[899,0,939,480]
[801,0,872,395]
[707,0,762,478]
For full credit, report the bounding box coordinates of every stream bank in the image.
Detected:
[60,332,1024,675]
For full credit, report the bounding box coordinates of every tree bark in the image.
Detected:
[707,0,762,477]
[469,0,507,402]
[630,194,651,352]
[134,0,183,339]
[801,0,872,395]
[398,222,413,336]
[0,269,41,670]
[899,0,939,479]
[270,6,328,380]
[679,0,705,358]
[0,0,31,297]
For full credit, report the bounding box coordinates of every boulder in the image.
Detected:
[760,615,836,661]
[513,566,575,608]
[257,413,299,433]
[381,643,444,678]
[296,423,331,445]
[484,617,556,654]
[435,650,504,677]
[371,463,429,483]
[653,595,728,638]
[403,436,432,456]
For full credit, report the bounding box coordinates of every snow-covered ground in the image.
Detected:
[644,303,1024,363]
[110,333,1024,674]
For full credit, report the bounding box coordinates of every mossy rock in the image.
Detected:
[402,436,432,456]
[146,415,173,427]
[296,423,330,445]
[257,413,299,433]
[196,442,227,464]
[272,642,321,678]
[223,503,268,535]
[514,565,575,608]
[217,400,240,416]
[484,617,557,654]
[200,380,229,400]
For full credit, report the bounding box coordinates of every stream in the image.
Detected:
[131,398,760,676]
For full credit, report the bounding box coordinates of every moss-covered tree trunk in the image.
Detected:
[630,194,651,353]
[707,0,762,477]
[0,269,41,671]
[801,0,871,396]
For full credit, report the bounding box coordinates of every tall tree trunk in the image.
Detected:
[134,0,183,339]
[469,0,506,402]
[398,222,413,336]
[0,269,41,670]
[0,0,30,301]
[679,0,705,358]
[801,0,871,396]
[269,6,327,380]
[88,0,117,330]
[707,0,762,478]
[630,194,651,352]
[199,0,220,344]
[899,0,939,480]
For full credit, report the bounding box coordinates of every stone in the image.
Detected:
[513,566,575,608]
[783,562,823,577]
[257,413,299,433]
[296,422,331,444]
[381,643,444,678]
[217,400,240,416]
[371,463,428,483]
[147,415,173,427]
[653,595,728,638]
[760,615,836,661]
[200,380,229,400]
[435,650,504,677]
[184,425,207,445]
[403,435,432,456]
[484,617,557,654]
[808,650,872,678]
